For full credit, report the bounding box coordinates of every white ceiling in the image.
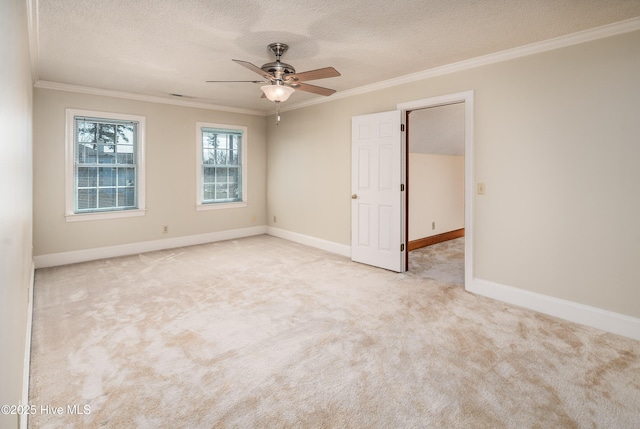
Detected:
[33,0,640,114]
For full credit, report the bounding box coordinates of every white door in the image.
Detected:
[351,110,405,272]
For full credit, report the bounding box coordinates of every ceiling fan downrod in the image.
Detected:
[268,43,288,61]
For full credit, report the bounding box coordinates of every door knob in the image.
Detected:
[351,194,358,199]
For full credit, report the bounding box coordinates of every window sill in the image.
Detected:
[196,201,248,211]
[65,208,146,222]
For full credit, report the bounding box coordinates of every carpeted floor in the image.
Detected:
[29,235,640,428]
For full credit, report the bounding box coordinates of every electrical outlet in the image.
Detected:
[432,221,435,230]
[251,215,256,223]
[273,216,277,223]
[163,225,169,234]
[477,183,486,195]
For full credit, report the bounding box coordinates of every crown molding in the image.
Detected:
[34,80,268,116]
[281,16,640,113]
[29,11,640,117]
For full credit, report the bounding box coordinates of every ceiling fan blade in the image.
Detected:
[232,59,275,81]
[206,80,264,83]
[289,67,341,82]
[292,82,336,96]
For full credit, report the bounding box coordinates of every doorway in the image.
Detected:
[398,91,474,289]
[407,102,465,247]
[405,103,465,284]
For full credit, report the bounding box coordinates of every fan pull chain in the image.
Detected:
[275,101,281,125]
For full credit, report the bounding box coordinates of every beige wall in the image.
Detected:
[409,154,464,241]
[1,0,33,427]
[267,30,640,319]
[33,89,267,256]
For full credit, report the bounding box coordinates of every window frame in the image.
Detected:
[195,122,248,211]
[65,108,146,222]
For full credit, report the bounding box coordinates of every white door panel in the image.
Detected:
[351,110,405,272]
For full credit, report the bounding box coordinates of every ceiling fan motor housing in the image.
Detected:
[262,43,295,81]
[261,61,296,79]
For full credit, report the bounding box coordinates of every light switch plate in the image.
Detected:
[477,183,486,195]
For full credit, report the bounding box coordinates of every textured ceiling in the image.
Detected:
[409,103,465,156]
[34,0,640,113]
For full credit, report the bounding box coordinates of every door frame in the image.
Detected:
[398,90,474,290]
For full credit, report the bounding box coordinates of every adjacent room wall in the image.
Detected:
[408,103,465,241]
[0,0,33,427]
[267,29,640,320]
[33,89,267,258]
[409,154,464,241]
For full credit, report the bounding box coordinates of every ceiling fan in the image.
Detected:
[207,43,340,122]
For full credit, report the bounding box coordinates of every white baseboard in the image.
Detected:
[469,278,640,341]
[33,226,268,268]
[21,262,35,429]
[267,226,351,258]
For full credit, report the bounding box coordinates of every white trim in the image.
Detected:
[280,17,640,113]
[469,278,640,341]
[21,262,35,429]
[65,208,146,222]
[196,202,248,211]
[35,80,266,116]
[65,108,146,221]
[267,227,351,258]
[33,226,267,268]
[398,90,474,289]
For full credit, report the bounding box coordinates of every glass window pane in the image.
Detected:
[203,167,215,184]
[215,149,227,165]
[77,143,97,164]
[228,167,239,183]
[117,124,134,144]
[77,121,96,143]
[203,184,214,201]
[98,123,116,144]
[116,143,134,165]
[101,142,115,154]
[203,149,215,165]
[118,168,135,186]
[228,148,238,165]
[203,132,216,149]
[117,188,135,207]
[215,167,228,181]
[229,184,239,199]
[215,184,228,200]
[99,167,116,186]
[77,167,97,187]
[97,145,116,163]
[117,152,134,164]
[98,188,116,208]
[77,189,97,210]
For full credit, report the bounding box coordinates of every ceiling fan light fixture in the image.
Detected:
[261,84,294,102]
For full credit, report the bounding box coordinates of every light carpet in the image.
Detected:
[29,235,640,428]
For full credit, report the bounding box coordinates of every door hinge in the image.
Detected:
[401,184,405,191]
[401,124,405,132]
[401,243,405,251]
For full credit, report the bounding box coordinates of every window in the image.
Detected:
[65,109,146,221]
[196,123,247,210]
